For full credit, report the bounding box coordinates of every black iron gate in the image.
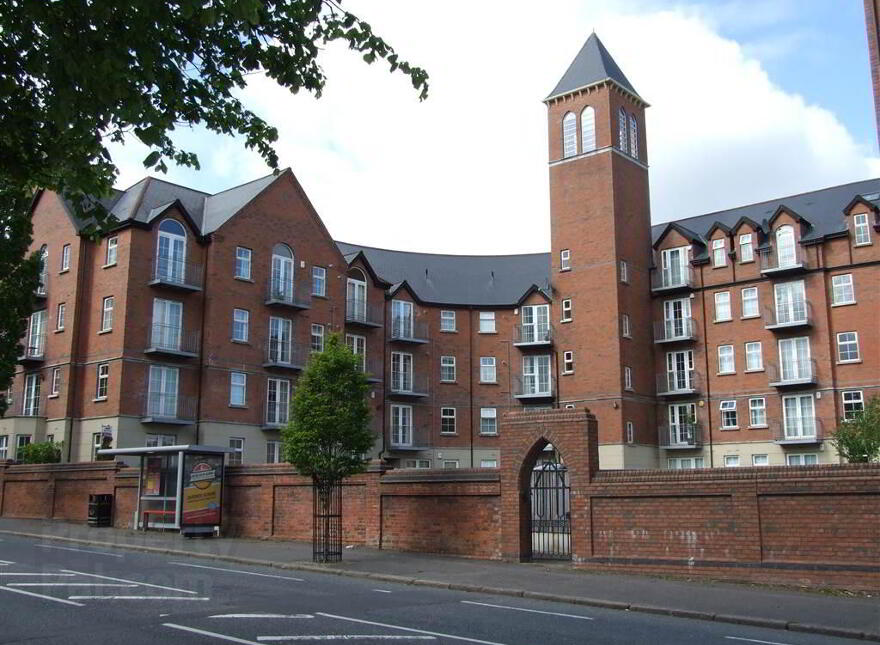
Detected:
[313,480,342,563]
[529,461,571,560]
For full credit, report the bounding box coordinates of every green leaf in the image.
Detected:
[143,151,161,167]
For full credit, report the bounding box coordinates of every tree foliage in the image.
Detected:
[282,334,374,484]
[831,396,880,463]
[16,441,62,465]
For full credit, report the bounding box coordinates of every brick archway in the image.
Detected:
[500,408,598,562]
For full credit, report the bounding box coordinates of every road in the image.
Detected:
[0,534,864,644]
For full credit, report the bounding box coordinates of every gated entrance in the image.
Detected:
[529,457,571,560]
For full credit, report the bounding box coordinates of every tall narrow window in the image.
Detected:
[56,303,66,330]
[346,271,368,323]
[37,245,47,294]
[266,441,282,464]
[774,281,807,325]
[440,356,456,382]
[712,238,726,267]
[621,313,631,337]
[480,408,497,435]
[391,352,413,392]
[624,366,632,390]
[749,398,766,426]
[480,357,496,383]
[739,233,753,262]
[618,107,628,152]
[440,310,456,332]
[625,422,634,444]
[520,304,550,343]
[51,367,62,396]
[391,405,413,446]
[560,249,571,271]
[561,299,572,322]
[741,287,758,318]
[714,291,731,322]
[629,113,638,158]
[479,311,496,333]
[720,400,737,428]
[345,334,367,372]
[61,244,71,271]
[392,300,414,338]
[268,317,292,364]
[147,365,179,418]
[718,345,735,373]
[101,296,114,331]
[229,372,247,407]
[619,260,628,283]
[235,246,252,279]
[23,373,40,416]
[96,363,109,400]
[311,266,326,297]
[106,237,118,266]
[270,243,294,302]
[562,112,577,158]
[26,310,45,359]
[266,378,291,426]
[853,213,871,246]
[581,106,596,153]
[440,408,456,434]
[563,351,574,374]
[310,324,324,352]
[228,438,244,465]
[775,225,796,268]
[745,341,763,371]
[156,219,187,283]
[232,308,249,342]
[842,391,864,421]
[151,297,182,351]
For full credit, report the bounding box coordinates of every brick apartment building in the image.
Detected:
[2,33,879,471]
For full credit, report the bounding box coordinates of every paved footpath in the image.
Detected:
[1,518,877,642]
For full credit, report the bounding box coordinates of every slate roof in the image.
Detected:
[547,33,642,101]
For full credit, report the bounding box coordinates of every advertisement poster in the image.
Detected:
[144,456,162,496]
[181,455,223,525]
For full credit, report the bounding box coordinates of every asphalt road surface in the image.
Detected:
[0,534,863,645]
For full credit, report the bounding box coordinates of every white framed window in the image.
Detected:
[266,378,291,426]
[831,274,855,305]
[480,459,498,468]
[101,296,114,331]
[782,393,817,439]
[775,225,797,268]
[232,308,249,342]
[96,363,109,400]
[105,236,118,266]
[56,302,66,330]
[403,459,431,469]
[268,316,292,364]
[266,440,282,464]
[228,438,244,466]
[16,435,32,457]
[312,266,326,297]
[723,455,740,467]
[391,352,413,392]
[668,457,704,470]
[0,436,7,460]
[786,453,818,466]
[310,324,324,352]
[61,244,71,271]
[752,454,769,467]
[739,233,753,262]
[837,331,860,362]
[714,291,731,322]
[562,112,577,158]
[479,311,496,333]
[720,400,738,428]
[561,299,572,322]
[440,407,456,434]
[629,113,638,158]
[853,213,871,246]
[718,345,735,374]
[145,433,176,447]
[51,367,61,396]
[712,238,726,267]
[27,309,46,358]
[440,310,456,332]
[560,249,571,271]
[345,334,367,372]
[774,280,807,325]
[624,366,632,390]
[442,460,460,469]
[621,313,631,338]
[391,404,412,446]
[842,391,864,421]
[563,351,574,374]
[235,246,252,279]
[480,408,497,435]
[391,300,414,338]
[37,245,47,294]
[625,421,634,444]
[745,341,763,371]
[480,357,496,383]
[619,260,628,283]
[440,356,456,382]
[229,372,246,407]
[618,107,628,152]
[270,243,295,301]
[749,397,766,427]
[741,287,759,318]
[581,106,596,153]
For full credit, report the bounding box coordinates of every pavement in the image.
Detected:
[0,517,877,642]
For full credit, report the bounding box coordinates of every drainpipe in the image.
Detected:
[194,236,210,445]
[66,235,90,463]
[698,264,714,467]
[468,305,474,468]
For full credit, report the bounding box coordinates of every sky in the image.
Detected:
[107,0,880,255]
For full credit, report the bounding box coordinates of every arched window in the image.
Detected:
[775,225,796,268]
[270,243,295,300]
[37,245,48,295]
[618,107,628,153]
[156,219,187,283]
[629,114,638,159]
[562,112,577,158]
[580,106,596,153]
[346,268,368,322]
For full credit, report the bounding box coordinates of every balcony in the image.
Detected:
[388,425,431,451]
[264,278,311,310]
[140,393,196,425]
[513,323,554,347]
[35,273,48,299]
[513,374,555,400]
[389,317,429,344]
[345,299,383,328]
[763,302,812,331]
[656,370,699,397]
[389,372,429,398]
[767,360,816,388]
[359,356,383,383]
[658,423,703,449]
[653,318,697,344]
[773,418,823,445]
[262,339,307,371]
[650,266,695,293]
[144,325,200,358]
[20,394,44,418]
[263,404,291,430]
[18,335,46,364]
[149,256,204,291]
[758,247,809,276]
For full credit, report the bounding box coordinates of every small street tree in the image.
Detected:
[282,333,374,562]
[831,396,880,463]
[16,441,62,465]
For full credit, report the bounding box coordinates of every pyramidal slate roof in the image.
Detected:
[547,33,641,101]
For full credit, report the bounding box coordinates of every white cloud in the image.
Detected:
[106,1,878,252]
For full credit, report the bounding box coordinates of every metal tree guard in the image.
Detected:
[313,479,343,563]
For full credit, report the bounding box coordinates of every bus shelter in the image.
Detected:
[98,445,232,536]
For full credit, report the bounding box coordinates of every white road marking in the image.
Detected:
[0,573,76,577]
[0,560,14,565]
[211,614,314,619]
[61,569,198,594]
[460,600,594,620]
[0,585,85,606]
[36,543,123,558]
[317,613,510,645]
[169,561,304,581]
[258,637,435,642]
[725,638,793,645]
[7,583,138,588]
[69,595,211,601]
[373,589,392,594]
[164,623,263,645]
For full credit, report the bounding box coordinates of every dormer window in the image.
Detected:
[711,238,726,267]
[775,225,796,268]
[739,233,753,262]
[270,243,295,301]
[618,108,628,153]
[629,114,638,158]
[157,219,187,283]
[560,249,570,271]
[580,106,596,153]
[853,213,871,246]
[562,112,577,158]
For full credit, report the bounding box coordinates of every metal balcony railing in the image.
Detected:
[20,393,43,418]
[389,425,431,451]
[513,323,554,346]
[653,318,697,343]
[658,423,703,449]
[389,316,429,343]
[145,325,200,357]
[763,302,812,330]
[389,371,429,397]
[758,246,808,275]
[263,339,307,370]
[264,401,291,429]
[345,298,383,327]
[18,334,47,363]
[773,417,823,444]
[35,272,48,298]
[513,374,555,399]
[141,392,197,424]
[650,265,695,292]
[767,359,816,387]
[656,370,699,396]
[265,277,311,309]
[150,255,204,291]
[359,356,383,382]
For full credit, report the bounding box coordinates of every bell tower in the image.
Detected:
[546,34,657,469]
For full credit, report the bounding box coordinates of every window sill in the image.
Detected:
[59,269,70,275]
[439,380,457,384]
[831,301,856,308]
[741,315,760,320]
[102,263,117,269]
[479,433,498,437]
[97,329,112,335]
[624,387,634,392]
[228,404,248,409]
[478,331,498,335]
[54,328,65,334]
[712,265,728,270]
[720,427,740,431]
[739,260,755,265]
[93,397,107,403]
[230,339,250,345]
[234,276,254,283]
[714,318,732,324]
[562,371,574,376]
[837,359,862,365]
[853,242,872,248]
[48,394,59,399]
[744,368,764,373]
[717,372,736,376]
[749,425,769,430]
[439,329,457,334]
[559,267,571,273]
[312,294,328,300]
[439,432,458,437]
[622,334,631,339]
[480,381,498,385]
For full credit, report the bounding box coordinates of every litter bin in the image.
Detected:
[87,494,113,527]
